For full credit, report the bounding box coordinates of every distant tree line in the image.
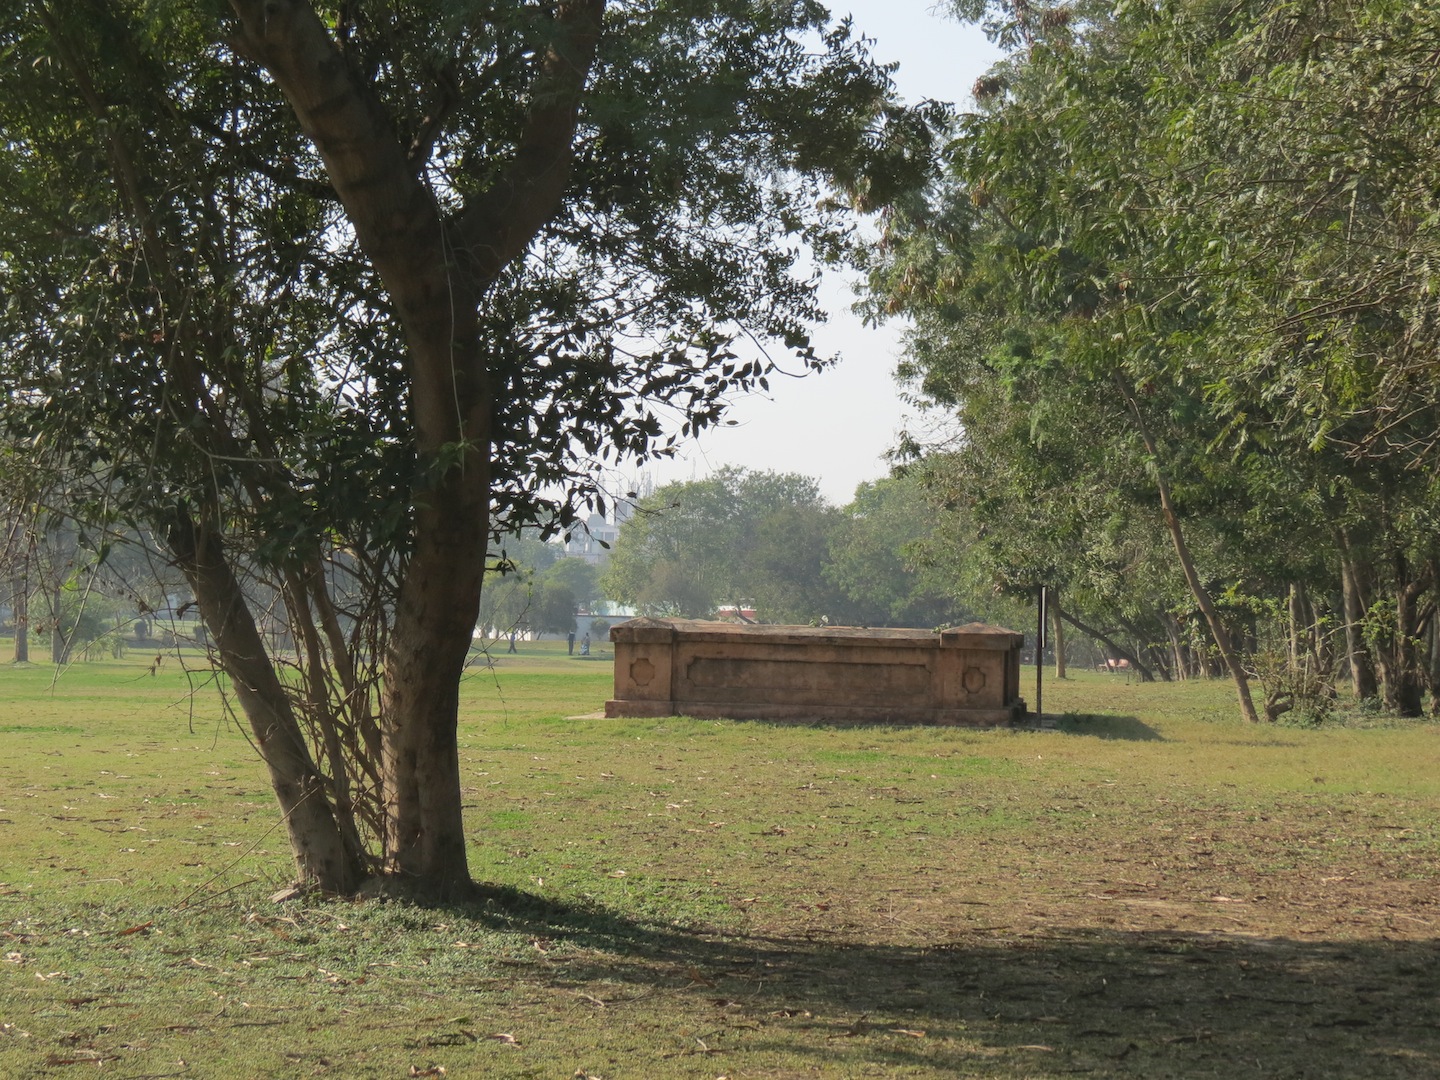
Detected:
[598,468,986,631]
[475,532,602,641]
[2,497,259,664]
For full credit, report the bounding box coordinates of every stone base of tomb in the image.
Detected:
[605,618,1027,726]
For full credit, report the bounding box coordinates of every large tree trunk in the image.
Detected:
[1117,376,1261,723]
[380,507,488,897]
[167,506,363,893]
[226,0,603,896]
[1379,556,1429,717]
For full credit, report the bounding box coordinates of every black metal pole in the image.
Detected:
[1036,585,1047,719]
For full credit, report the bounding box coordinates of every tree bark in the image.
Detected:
[1428,599,1440,718]
[1050,590,1067,679]
[1116,374,1261,722]
[50,585,66,665]
[1161,612,1186,681]
[1337,534,1378,700]
[1288,583,1303,669]
[283,569,372,874]
[167,506,363,893]
[12,575,27,664]
[1381,555,1429,717]
[380,531,486,897]
[1302,586,1330,677]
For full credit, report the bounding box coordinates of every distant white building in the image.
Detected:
[575,600,637,641]
[560,477,647,563]
[562,511,619,564]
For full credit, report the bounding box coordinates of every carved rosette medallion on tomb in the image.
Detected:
[629,657,655,687]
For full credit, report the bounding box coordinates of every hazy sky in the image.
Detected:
[633,3,1002,506]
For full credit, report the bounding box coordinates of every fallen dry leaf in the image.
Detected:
[829,1014,870,1038]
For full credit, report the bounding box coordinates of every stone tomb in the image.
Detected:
[606,618,1026,726]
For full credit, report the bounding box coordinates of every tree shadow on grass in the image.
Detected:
[1053,712,1165,740]
[457,886,1438,1077]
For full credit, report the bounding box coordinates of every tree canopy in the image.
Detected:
[870,0,1440,718]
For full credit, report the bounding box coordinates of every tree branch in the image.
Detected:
[1057,607,1155,682]
[226,0,436,280]
[452,0,606,285]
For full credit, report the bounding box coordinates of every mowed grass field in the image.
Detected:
[1,641,1437,1078]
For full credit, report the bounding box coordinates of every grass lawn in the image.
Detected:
[1,641,1436,1078]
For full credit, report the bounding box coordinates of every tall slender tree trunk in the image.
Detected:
[1288,583,1303,669]
[1050,591,1067,679]
[49,585,66,665]
[1159,496,1258,720]
[1161,612,1186,681]
[1301,587,1328,675]
[1337,535,1378,700]
[11,575,27,663]
[1427,603,1440,718]
[1427,556,1440,716]
[1117,375,1261,723]
[167,506,363,893]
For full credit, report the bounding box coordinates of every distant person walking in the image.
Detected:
[567,630,576,655]
[507,631,518,654]
[580,633,590,656]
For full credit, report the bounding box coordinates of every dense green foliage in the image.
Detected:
[871,0,1440,717]
[0,0,939,546]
